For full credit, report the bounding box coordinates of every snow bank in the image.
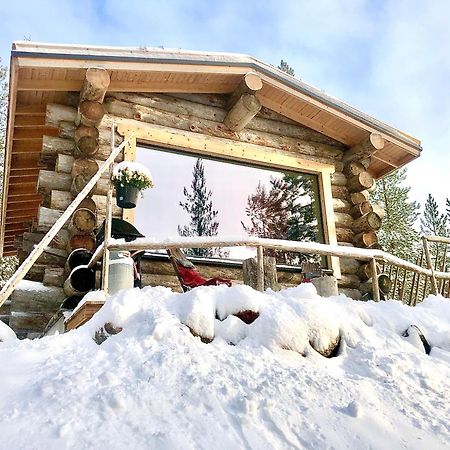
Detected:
[0,285,449,449]
[0,320,16,342]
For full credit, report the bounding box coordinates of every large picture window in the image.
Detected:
[135,146,325,264]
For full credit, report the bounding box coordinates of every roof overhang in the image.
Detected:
[0,41,422,256]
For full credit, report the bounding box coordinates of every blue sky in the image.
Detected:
[1,0,449,212]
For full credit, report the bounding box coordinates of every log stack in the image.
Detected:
[332,134,386,298]
[10,68,124,337]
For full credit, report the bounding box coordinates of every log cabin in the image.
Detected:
[0,42,422,338]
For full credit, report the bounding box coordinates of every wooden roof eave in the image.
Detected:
[0,58,19,257]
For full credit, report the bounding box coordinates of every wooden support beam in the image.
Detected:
[223,72,262,131]
[343,132,385,163]
[227,72,263,108]
[224,93,261,131]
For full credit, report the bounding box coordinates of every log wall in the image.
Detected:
[10,87,387,336]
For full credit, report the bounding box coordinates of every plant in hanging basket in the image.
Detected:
[111,162,154,209]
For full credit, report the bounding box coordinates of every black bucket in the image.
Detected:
[115,183,139,209]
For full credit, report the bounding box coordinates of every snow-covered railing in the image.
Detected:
[0,124,131,309]
[102,235,450,302]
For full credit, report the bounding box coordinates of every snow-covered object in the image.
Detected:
[0,320,16,342]
[111,161,154,190]
[0,286,449,449]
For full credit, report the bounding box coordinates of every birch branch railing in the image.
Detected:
[0,124,130,308]
[93,235,450,302]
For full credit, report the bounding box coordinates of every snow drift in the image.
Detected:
[0,284,449,449]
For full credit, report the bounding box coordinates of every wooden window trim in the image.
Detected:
[117,120,340,278]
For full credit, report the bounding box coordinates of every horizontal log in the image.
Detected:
[10,281,65,314]
[338,288,362,300]
[55,153,108,179]
[372,203,385,220]
[353,231,378,248]
[41,135,76,164]
[343,161,367,177]
[71,208,96,233]
[335,227,354,244]
[350,190,370,205]
[9,312,55,334]
[37,206,65,232]
[107,92,344,148]
[76,100,105,128]
[72,158,99,178]
[74,126,99,157]
[350,201,373,219]
[71,174,111,196]
[353,212,382,234]
[22,230,69,253]
[38,170,72,193]
[347,172,375,193]
[49,190,120,218]
[330,172,347,186]
[105,97,343,160]
[43,267,66,287]
[331,185,349,200]
[46,103,77,127]
[24,264,46,282]
[67,233,96,253]
[333,198,351,214]
[339,258,361,275]
[338,273,361,289]
[343,133,385,163]
[334,212,353,228]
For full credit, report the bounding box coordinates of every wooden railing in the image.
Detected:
[91,235,450,303]
[0,124,130,309]
[380,235,450,305]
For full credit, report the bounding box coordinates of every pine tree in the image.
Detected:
[370,168,420,261]
[242,174,318,263]
[178,158,220,257]
[0,60,18,287]
[278,60,295,77]
[421,194,448,236]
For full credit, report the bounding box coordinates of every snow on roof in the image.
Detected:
[0,284,449,448]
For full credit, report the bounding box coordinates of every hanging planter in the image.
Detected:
[111,162,154,209]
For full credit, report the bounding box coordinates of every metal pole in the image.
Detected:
[101,123,115,295]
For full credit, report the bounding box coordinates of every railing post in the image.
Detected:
[101,123,115,295]
[256,245,264,292]
[422,236,438,295]
[371,258,380,302]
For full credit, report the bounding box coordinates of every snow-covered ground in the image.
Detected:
[0,284,449,449]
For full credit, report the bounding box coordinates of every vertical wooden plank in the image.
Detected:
[422,237,438,295]
[370,258,380,302]
[256,245,264,292]
[101,124,115,295]
[122,133,136,224]
[318,169,341,278]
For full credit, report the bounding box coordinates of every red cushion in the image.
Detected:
[176,266,231,289]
